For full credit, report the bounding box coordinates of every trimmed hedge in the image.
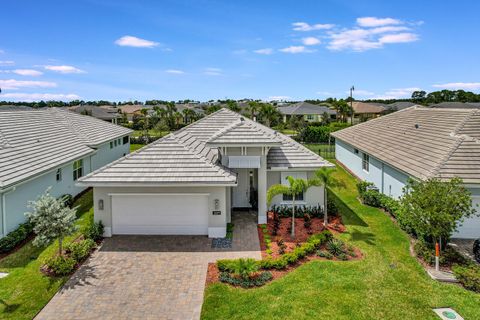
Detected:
[219,271,273,288]
[453,264,480,293]
[45,255,76,276]
[299,123,351,143]
[0,222,34,253]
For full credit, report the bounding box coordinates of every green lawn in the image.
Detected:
[201,164,480,320]
[130,143,144,152]
[0,190,94,320]
[131,129,169,138]
[304,143,335,160]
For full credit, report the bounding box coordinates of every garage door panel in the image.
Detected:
[111,194,209,235]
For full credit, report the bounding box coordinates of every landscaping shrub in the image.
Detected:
[356,181,374,198]
[65,239,96,262]
[217,259,239,272]
[270,204,326,219]
[326,238,347,257]
[58,194,74,208]
[337,253,349,261]
[473,239,480,263]
[452,264,480,293]
[307,230,333,246]
[82,219,104,242]
[283,252,299,264]
[362,190,383,207]
[0,221,34,253]
[219,271,273,288]
[231,258,259,280]
[317,250,333,259]
[259,257,288,270]
[45,255,76,276]
[299,123,350,143]
[327,197,338,216]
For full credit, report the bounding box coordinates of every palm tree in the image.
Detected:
[246,101,259,120]
[267,176,321,238]
[259,103,279,127]
[312,167,337,226]
[182,108,196,124]
[226,100,241,112]
[139,108,149,140]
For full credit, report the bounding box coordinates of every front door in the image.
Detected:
[232,168,250,208]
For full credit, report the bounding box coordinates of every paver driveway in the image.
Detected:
[36,212,261,320]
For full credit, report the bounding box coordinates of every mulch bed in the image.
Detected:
[206,213,363,288]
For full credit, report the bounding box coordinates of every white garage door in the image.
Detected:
[453,195,480,239]
[111,194,209,235]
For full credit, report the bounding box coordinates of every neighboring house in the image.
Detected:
[0,109,132,238]
[348,101,385,124]
[0,105,34,111]
[68,105,121,123]
[118,105,150,122]
[278,102,337,123]
[78,108,333,238]
[383,101,420,112]
[429,102,480,109]
[331,106,480,239]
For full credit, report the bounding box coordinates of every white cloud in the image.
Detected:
[379,33,419,44]
[268,96,290,101]
[432,82,480,90]
[12,69,43,76]
[279,46,314,54]
[254,48,274,55]
[0,60,14,66]
[292,22,334,31]
[302,37,321,46]
[357,17,402,27]
[316,91,334,96]
[352,89,375,96]
[0,93,80,101]
[44,65,85,74]
[0,79,57,90]
[165,69,185,74]
[204,67,222,76]
[373,87,421,99]
[115,35,159,48]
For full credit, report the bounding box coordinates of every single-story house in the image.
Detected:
[332,106,480,239]
[383,101,420,112]
[68,105,121,124]
[118,105,152,122]
[429,102,480,109]
[78,108,333,238]
[0,108,132,237]
[278,102,337,123]
[348,101,385,124]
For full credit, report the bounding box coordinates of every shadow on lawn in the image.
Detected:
[0,299,20,313]
[329,190,368,228]
[345,228,376,246]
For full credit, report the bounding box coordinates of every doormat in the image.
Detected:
[212,238,232,249]
[433,308,464,320]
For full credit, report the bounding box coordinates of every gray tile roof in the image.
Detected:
[351,102,385,114]
[207,119,283,146]
[69,105,121,121]
[79,108,332,186]
[429,102,480,109]
[0,109,132,189]
[332,106,480,184]
[277,102,336,115]
[383,102,419,111]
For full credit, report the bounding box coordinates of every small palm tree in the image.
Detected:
[259,103,280,127]
[246,101,259,119]
[140,108,149,140]
[267,176,321,238]
[226,100,241,112]
[312,167,337,226]
[182,108,196,124]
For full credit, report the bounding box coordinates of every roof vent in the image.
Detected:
[240,117,245,122]
[415,124,420,129]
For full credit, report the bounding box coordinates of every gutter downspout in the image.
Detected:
[0,187,16,237]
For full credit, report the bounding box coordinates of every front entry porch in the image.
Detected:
[230,167,267,224]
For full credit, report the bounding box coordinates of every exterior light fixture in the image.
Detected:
[98,199,104,210]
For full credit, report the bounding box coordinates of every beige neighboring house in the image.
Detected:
[118,105,149,122]
[77,108,333,238]
[348,101,385,124]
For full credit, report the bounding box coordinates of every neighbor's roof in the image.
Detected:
[79,108,332,186]
[429,102,480,109]
[277,102,336,115]
[0,108,132,189]
[332,106,480,184]
[0,105,34,112]
[69,105,120,120]
[207,119,283,146]
[351,102,385,114]
[383,101,420,111]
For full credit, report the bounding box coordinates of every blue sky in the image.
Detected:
[1,0,479,102]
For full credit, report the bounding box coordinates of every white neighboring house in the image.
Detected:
[0,108,132,238]
[78,108,333,238]
[331,106,480,239]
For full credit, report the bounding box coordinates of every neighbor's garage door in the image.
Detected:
[111,194,209,235]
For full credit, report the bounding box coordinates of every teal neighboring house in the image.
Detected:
[332,106,480,239]
[0,108,132,237]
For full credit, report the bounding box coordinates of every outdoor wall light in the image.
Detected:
[214,199,220,210]
[98,199,104,210]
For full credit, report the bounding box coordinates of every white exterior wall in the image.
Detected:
[267,170,325,209]
[453,188,480,239]
[91,138,130,170]
[1,155,92,236]
[93,186,227,238]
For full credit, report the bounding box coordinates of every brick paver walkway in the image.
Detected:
[36,212,260,320]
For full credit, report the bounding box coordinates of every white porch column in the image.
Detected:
[257,155,267,224]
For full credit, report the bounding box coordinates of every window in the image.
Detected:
[283,193,304,201]
[354,148,359,155]
[110,141,113,149]
[123,136,129,145]
[362,153,369,172]
[73,159,83,181]
[306,114,314,121]
[56,168,62,182]
[117,138,121,145]
[114,140,118,147]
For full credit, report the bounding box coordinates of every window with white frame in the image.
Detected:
[56,168,62,182]
[281,171,307,202]
[306,114,314,121]
[73,159,83,181]
[110,141,114,149]
[362,153,370,172]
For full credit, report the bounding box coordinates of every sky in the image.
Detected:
[1,0,480,102]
